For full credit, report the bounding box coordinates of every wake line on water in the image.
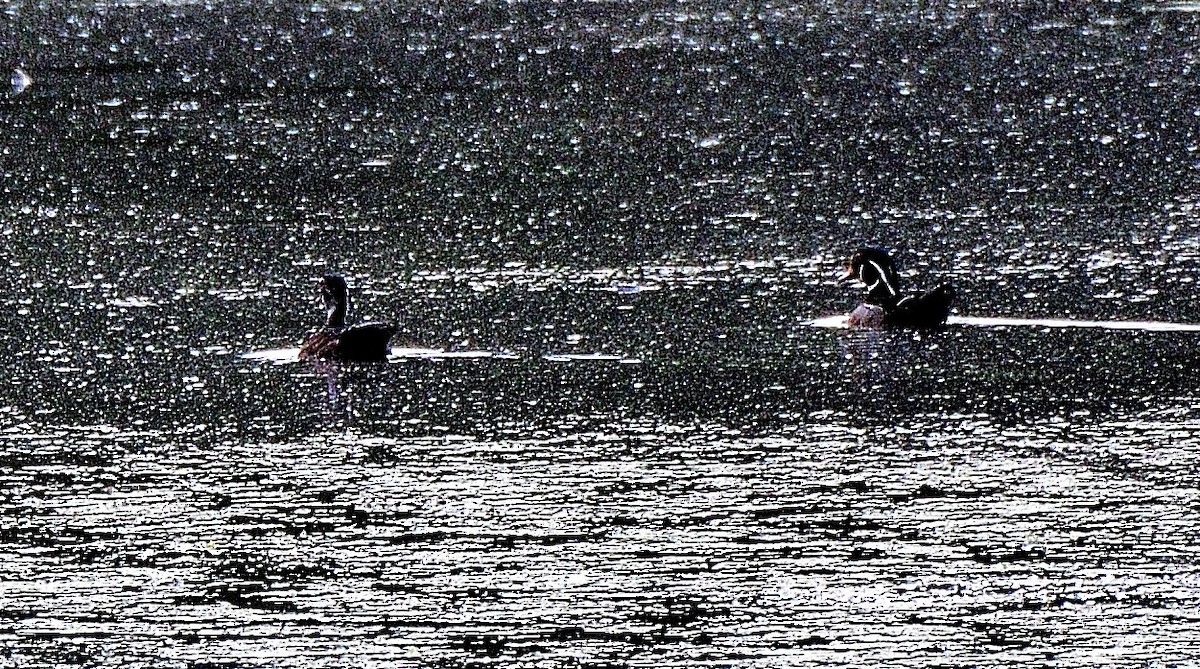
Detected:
[240,347,521,364]
[1145,2,1200,12]
[239,348,639,364]
[808,315,1200,332]
[951,316,1200,332]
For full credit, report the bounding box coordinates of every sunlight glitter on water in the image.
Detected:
[3,415,1200,665]
[6,0,1200,666]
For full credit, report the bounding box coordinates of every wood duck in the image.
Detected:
[299,274,397,361]
[839,247,955,328]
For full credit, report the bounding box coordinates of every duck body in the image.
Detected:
[298,274,397,362]
[300,322,398,361]
[841,248,954,329]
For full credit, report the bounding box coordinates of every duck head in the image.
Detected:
[318,274,350,328]
[840,247,902,307]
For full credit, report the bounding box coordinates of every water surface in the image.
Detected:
[3,1,1200,666]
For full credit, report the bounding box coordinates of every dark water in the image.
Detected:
[4,1,1200,666]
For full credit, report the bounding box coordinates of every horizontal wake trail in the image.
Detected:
[808,315,1200,332]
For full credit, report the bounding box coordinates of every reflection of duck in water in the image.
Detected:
[299,274,397,361]
[840,248,955,329]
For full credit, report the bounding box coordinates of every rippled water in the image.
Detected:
[4,1,1200,667]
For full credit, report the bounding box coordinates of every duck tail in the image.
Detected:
[932,283,956,324]
[934,283,956,304]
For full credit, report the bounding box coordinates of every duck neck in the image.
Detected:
[324,300,347,328]
[862,260,902,307]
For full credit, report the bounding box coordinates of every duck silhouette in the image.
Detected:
[299,274,397,361]
[839,248,955,328]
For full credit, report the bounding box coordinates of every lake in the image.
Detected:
[3,1,1200,666]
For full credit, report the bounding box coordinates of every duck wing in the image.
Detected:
[333,321,398,361]
[299,328,341,359]
[890,284,955,328]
